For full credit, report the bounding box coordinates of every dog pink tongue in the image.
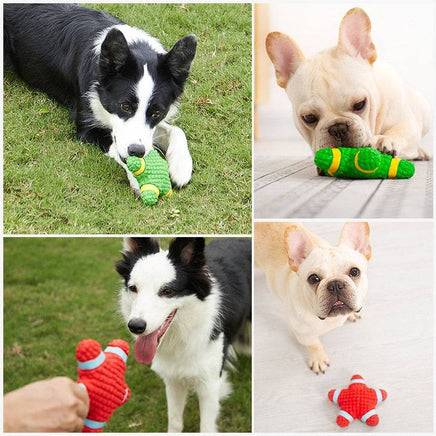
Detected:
[134,331,159,364]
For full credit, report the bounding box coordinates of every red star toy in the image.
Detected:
[76,339,130,432]
[328,374,387,427]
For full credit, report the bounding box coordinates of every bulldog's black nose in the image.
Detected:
[127,144,145,157]
[328,123,348,141]
[327,280,345,295]
[128,318,146,334]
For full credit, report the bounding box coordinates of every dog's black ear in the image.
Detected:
[168,237,205,266]
[164,35,197,83]
[115,252,132,282]
[100,28,132,72]
[124,237,160,255]
[115,238,160,282]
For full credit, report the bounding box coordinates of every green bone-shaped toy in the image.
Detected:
[126,150,173,206]
[314,147,415,179]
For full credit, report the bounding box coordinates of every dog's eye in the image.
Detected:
[349,267,360,277]
[353,100,366,111]
[128,285,138,293]
[151,110,162,119]
[158,287,174,297]
[302,114,318,124]
[307,274,321,285]
[120,103,132,113]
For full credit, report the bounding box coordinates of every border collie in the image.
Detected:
[116,237,252,432]
[4,4,196,192]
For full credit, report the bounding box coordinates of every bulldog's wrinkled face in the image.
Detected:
[288,53,378,152]
[284,222,371,320]
[266,8,381,154]
[296,245,368,320]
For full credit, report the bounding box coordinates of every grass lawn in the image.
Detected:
[3,237,252,432]
[3,4,252,235]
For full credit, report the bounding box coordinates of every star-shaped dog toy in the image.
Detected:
[328,374,387,427]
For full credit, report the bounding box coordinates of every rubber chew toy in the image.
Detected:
[315,147,415,179]
[127,150,173,206]
[76,339,130,432]
[328,374,387,427]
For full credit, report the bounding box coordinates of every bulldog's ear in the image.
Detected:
[339,222,371,260]
[266,32,305,88]
[284,225,315,272]
[338,7,377,64]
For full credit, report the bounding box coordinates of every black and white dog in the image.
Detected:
[4,4,196,192]
[116,237,251,432]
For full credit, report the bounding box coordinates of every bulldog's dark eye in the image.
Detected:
[307,274,321,285]
[120,103,132,113]
[353,100,366,111]
[302,114,318,124]
[151,110,162,119]
[128,285,138,293]
[349,267,360,277]
[158,287,174,297]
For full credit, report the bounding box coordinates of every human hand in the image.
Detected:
[4,376,89,432]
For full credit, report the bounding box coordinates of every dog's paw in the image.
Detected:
[168,156,193,188]
[365,135,398,157]
[308,346,330,374]
[347,312,361,322]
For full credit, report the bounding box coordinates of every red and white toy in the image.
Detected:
[76,339,130,432]
[328,374,387,427]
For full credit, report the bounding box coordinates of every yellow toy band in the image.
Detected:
[133,159,146,176]
[162,188,173,198]
[140,184,159,196]
[354,150,378,174]
[388,158,399,178]
[327,148,341,176]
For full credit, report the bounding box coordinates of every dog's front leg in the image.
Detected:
[153,122,193,187]
[366,122,428,160]
[164,378,188,433]
[196,378,220,433]
[295,333,330,374]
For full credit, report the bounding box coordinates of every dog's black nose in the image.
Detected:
[328,123,348,141]
[127,144,145,157]
[327,280,345,295]
[128,318,147,334]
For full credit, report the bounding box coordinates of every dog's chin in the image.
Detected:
[317,301,359,320]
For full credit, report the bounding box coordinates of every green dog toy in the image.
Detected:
[126,150,173,206]
[314,147,415,179]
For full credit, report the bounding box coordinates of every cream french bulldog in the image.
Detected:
[266,7,431,160]
[254,222,371,374]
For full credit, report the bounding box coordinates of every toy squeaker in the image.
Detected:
[315,147,415,179]
[127,149,173,206]
[76,339,130,432]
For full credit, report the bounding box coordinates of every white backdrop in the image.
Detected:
[257,0,434,145]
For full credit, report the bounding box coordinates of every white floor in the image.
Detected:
[253,222,433,432]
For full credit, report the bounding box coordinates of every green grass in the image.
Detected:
[3,237,252,432]
[3,4,252,234]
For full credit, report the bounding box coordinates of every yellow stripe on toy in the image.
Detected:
[133,159,146,176]
[327,148,342,176]
[314,147,415,179]
[141,184,160,196]
[354,150,378,174]
[388,158,399,178]
[162,188,173,198]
